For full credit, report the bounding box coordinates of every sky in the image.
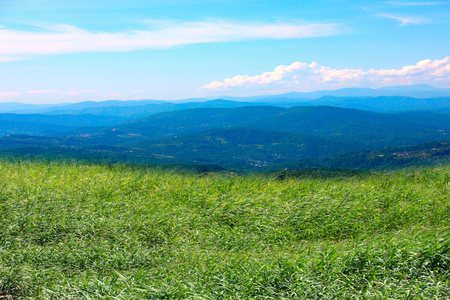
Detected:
[0,0,449,103]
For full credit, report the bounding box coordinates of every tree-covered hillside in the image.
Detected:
[0,104,450,170]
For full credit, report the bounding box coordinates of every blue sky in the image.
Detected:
[0,0,449,103]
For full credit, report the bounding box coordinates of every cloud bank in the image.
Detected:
[0,20,343,62]
[200,57,450,93]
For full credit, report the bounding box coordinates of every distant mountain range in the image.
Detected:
[1,84,450,115]
[224,84,450,100]
[0,84,449,170]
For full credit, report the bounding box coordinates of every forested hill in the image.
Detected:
[87,106,450,148]
[0,104,449,170]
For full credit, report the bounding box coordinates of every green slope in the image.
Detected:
[0,127,358,168]
[80,106,450,148]
[277,140,450,170]
[86,106,285,145]
[124,127,359,167]
[1,160,449,298]
[246,106,449,147]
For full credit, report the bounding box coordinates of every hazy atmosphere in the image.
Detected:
[2,1,450,299]
[0,0,449,103]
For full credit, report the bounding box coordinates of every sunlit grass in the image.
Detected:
[0,160,449,299]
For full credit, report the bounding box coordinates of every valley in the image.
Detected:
[0,94,449,171]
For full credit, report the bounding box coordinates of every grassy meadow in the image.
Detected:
[0,159,449,299]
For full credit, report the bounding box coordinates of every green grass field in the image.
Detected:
[0,160,449,299]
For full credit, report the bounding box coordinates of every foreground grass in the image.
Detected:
[0,160,449,299]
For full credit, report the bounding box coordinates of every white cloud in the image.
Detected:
[375,13,427,25]
[199,57,450,92]
[0,20,344,62]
